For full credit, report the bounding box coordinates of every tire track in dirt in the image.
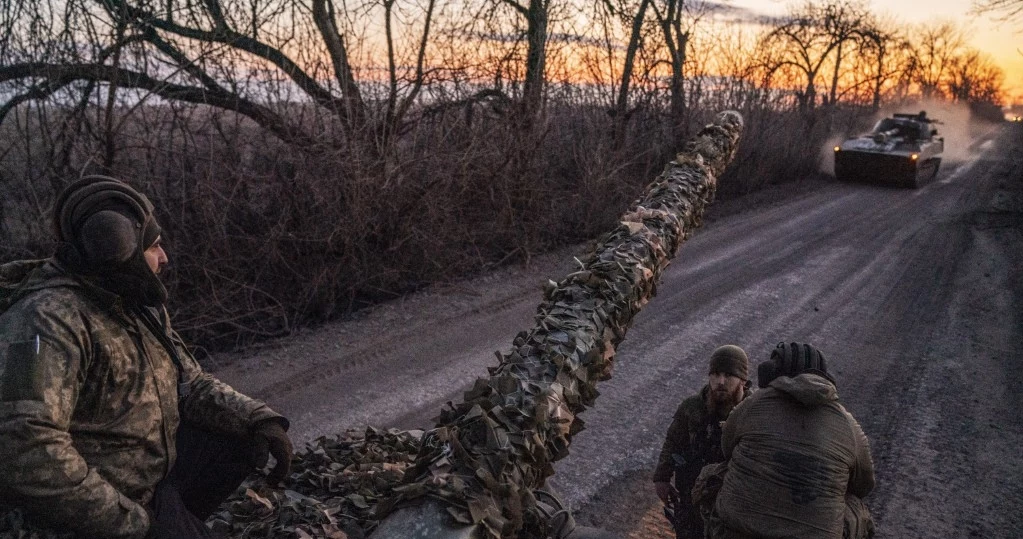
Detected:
[232,286,538,399]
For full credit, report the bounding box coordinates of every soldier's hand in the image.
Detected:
[252,420,294,486]
[654,482,678,505]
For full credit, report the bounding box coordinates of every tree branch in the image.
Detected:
[392,0,436,133]
[501,0,529,16]
[101,0,349,118]
[0,79,74,124]
[311,0,366,127]
[201,0,229,30]
[141,26,225,92]
[0,62,317,148]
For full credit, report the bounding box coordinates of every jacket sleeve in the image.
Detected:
[653,401,690,482]
[846,413,875,498]
[0,305,149,539]
[167,320,286,436]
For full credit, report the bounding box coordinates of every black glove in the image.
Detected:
[251,420,293,486]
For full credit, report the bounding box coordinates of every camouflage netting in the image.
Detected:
[0,111,742,539]
[205,427,424,538]
[1,427,423,539]
[386,110,745,538]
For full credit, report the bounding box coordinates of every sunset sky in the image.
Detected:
[729,0,1023,104]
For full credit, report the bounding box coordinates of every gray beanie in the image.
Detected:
[708,344,749,380]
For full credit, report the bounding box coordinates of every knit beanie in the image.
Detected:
[708,344,749,380]
[53,175,167,306]
[757,341,836,388]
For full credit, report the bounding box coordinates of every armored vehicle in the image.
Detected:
[833,111,944,188]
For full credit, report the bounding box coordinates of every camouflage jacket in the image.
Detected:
[0,259,285,539]
[653,385,750,486]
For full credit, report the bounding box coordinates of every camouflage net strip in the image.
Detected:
[385,111,745,538]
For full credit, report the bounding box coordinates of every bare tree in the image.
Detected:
[381,0,438,144]
[821,2,875,106]
[648,0,693,137]
[910,23,968,100]
[587,0,653,143]
[478,0,553,122]
[947,49,1005,103]
[855,20,913,110]
[611,0,651,121]
[0,0,444,152]
[972,0,1023,23]
[759,0,875,112]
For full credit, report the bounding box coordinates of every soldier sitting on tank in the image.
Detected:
[0,176,294,538]
[653,345,752,539]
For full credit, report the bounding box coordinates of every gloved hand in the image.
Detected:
[654,481,679,505]
[251,420,293,486]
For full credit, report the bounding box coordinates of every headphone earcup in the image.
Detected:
[78,210,139,264]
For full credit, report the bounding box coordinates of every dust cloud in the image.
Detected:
[907,99,974,164]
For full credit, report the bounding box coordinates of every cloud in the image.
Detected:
[445,30,609,48]
[704,1,789,26]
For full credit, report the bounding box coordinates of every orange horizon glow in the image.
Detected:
[729,0,1023,106]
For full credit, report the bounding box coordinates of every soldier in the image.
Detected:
[708,342,875,539]
[0,176,294,538]
[653,345,752,538]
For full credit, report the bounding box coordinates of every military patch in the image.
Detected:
[0,337,46,401]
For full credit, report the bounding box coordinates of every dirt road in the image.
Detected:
[214,122,1023,538]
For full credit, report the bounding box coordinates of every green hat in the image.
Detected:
[708,344,749,380]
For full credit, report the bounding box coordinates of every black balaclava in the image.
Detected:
[53,175,167,307]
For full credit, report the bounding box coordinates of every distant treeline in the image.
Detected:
[0,0,1007,351]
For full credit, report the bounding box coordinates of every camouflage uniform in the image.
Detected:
[0,259,284,538]
[654,385,750,539]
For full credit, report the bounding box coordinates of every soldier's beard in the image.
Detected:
[57,242,168,307]
[709,384,743,415]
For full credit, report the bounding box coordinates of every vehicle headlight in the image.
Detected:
[834,146,841,152]
[910,154,919,160]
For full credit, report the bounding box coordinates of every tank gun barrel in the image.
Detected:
[371,111,744,539]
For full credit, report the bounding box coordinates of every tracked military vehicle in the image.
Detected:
[833,111,944,188]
